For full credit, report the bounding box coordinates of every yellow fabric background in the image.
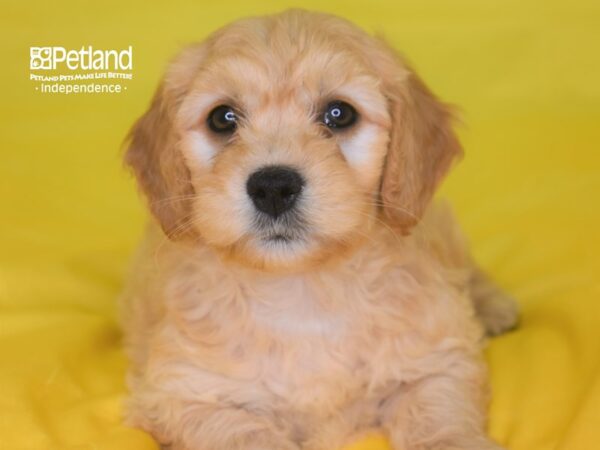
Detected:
[1,1,599,449]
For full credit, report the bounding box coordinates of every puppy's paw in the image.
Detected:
[475,289,519,337]
[470,270,519,336]
[243,431,300,450]
[430,437,505,450]
[157,428,299,450]
[455,439,505,450]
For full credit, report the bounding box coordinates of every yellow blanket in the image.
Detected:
[1,0,598,448]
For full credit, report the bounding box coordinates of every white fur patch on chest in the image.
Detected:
[246,274,347,337]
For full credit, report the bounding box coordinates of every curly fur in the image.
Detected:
[121,9,518,450]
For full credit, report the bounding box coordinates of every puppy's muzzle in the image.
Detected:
[246,165,304,219]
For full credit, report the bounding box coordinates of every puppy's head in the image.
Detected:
[125,10,461,271]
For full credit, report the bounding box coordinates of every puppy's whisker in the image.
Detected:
[352,209,404,247]
[151,212,204,266]
[366,200,419,217]
[342,223,379,248]
[167,214,204,239]
[358,200,420,222]
[150,194,201,207]
[150,193,205,212]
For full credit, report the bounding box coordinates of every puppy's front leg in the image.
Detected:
[380,359,503,450]
[139,401,299,450]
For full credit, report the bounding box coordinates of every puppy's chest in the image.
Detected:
[230,278,382,409]
[168,265,437,412]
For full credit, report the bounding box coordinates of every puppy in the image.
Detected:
[121,9,518,450]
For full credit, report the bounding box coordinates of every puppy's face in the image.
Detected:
[126,11,461,271]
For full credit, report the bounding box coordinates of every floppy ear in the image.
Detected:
[380,61,463,233]
[124,44,208,239]
[124,84,194,239]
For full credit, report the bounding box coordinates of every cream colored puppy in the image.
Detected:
[121,9,518,450]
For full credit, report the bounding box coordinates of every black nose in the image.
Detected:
[246,166,304,218]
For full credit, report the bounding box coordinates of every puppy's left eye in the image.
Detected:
[322,101,358,130]
[207,105,237,133]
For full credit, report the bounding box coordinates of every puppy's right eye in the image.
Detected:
[322,101,358,130]
[207,105,237,133]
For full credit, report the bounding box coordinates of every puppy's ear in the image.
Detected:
[124,45,207,239]
[380,58,462,233]
[125,85,194,239]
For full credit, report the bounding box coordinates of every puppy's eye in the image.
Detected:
[322,101,357,130]
[207,105,237,133]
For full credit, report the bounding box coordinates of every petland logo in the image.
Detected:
[30,46,133,71]
[29,45,134,94]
